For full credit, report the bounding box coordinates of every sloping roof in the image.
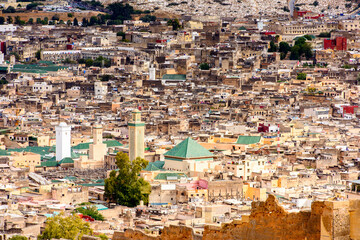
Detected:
[72,142,91,150]
[144,164,160,171]
[12,64,68,73]
[7,146,54,160]
[104,140,123,148]
[154,172,187,180]
[0,149,10,156]
[41,160,58,167]
[59,157,74,164]
[72,140,123,150]
[162,74,186,81]
[235,136,261,145]
[164,137,213,161]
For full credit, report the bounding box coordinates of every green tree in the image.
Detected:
[68,13,73,18]
[37,214,92,240]
[303,34,312,40]
[268,40,277,52]
[117,31,125,38]
[167,18,181,30]
[303,43,313,59]
[93,56,111,67]
[35,50,41,60]
[313,0,318,6]
[280,52,286,60]
[0,77,8,85]
[26,2,39,10]
[14,16,25,25]
[105,152,151,207]
[318,32,330,38]
[75,206,105,221]
[82,18,88,27]
[100,74,113,81]
[97,234,108,240]
[0,17,5,25]
[8,236,27,240]
[199,62,210,70]
[107,3,135,21]
[89,16,98,26]
[52,14,60,21]
[85,58,93,67]
[67,20,71,26]
[297,72,307,80]
[7,16,13,24]
[140,14,156,22]
[43,17,48,24]
[290,37,313,60]
[3,6,16,13]
[36,18,41,24]
[27,18,33,24]
[279,41,291,55]
[295,37,306,46]
[73,17,78,26]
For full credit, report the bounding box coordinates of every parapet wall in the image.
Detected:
[114,195,359,240]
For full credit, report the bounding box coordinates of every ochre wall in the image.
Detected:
[113,195,358,240]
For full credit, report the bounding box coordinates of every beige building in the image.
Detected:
[12,152,41,172]
[74,124,107,169]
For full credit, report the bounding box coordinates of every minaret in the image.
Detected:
[56,122,71,161]
[89,124,107,163]
[128,109,145,161]
[149,64,156,80]
[93,124,103,144]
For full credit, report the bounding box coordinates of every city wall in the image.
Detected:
[113,195,359,240]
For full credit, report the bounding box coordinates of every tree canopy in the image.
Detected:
[297,72,307,80]
[290,37,313,60]
[268,41,277,52]
[105,152,151,207]
[107,3,135,21]
[167,18,181,30]
[75,206,105,221]
[37,214,92,240]
[8,236,27,240]
[140,14,156,22]
[199,62,210,70]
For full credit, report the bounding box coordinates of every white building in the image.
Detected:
[225,156,266,180]
[32,82,53,93]
[0,24,17,33]
[94,81,108,97]
[303,107,330,120]
[55,122,71,161]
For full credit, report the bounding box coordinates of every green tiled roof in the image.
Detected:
[59,157,74,164]
[164,137,213,161]
[104,140,123,148]
[64,176,77,181]
[143,161,165,171]
[0,149,10,156]
[154,172,187,180]
[72,142,91,150]
[12,64,68,73]
[72,140,123,150]
[235,136,261,145]
[7,146,55,160]
[71,152,80,159]
[41,160,58,167]
[162,74,186,81]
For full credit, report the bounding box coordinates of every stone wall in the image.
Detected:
[115,195,359,240]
